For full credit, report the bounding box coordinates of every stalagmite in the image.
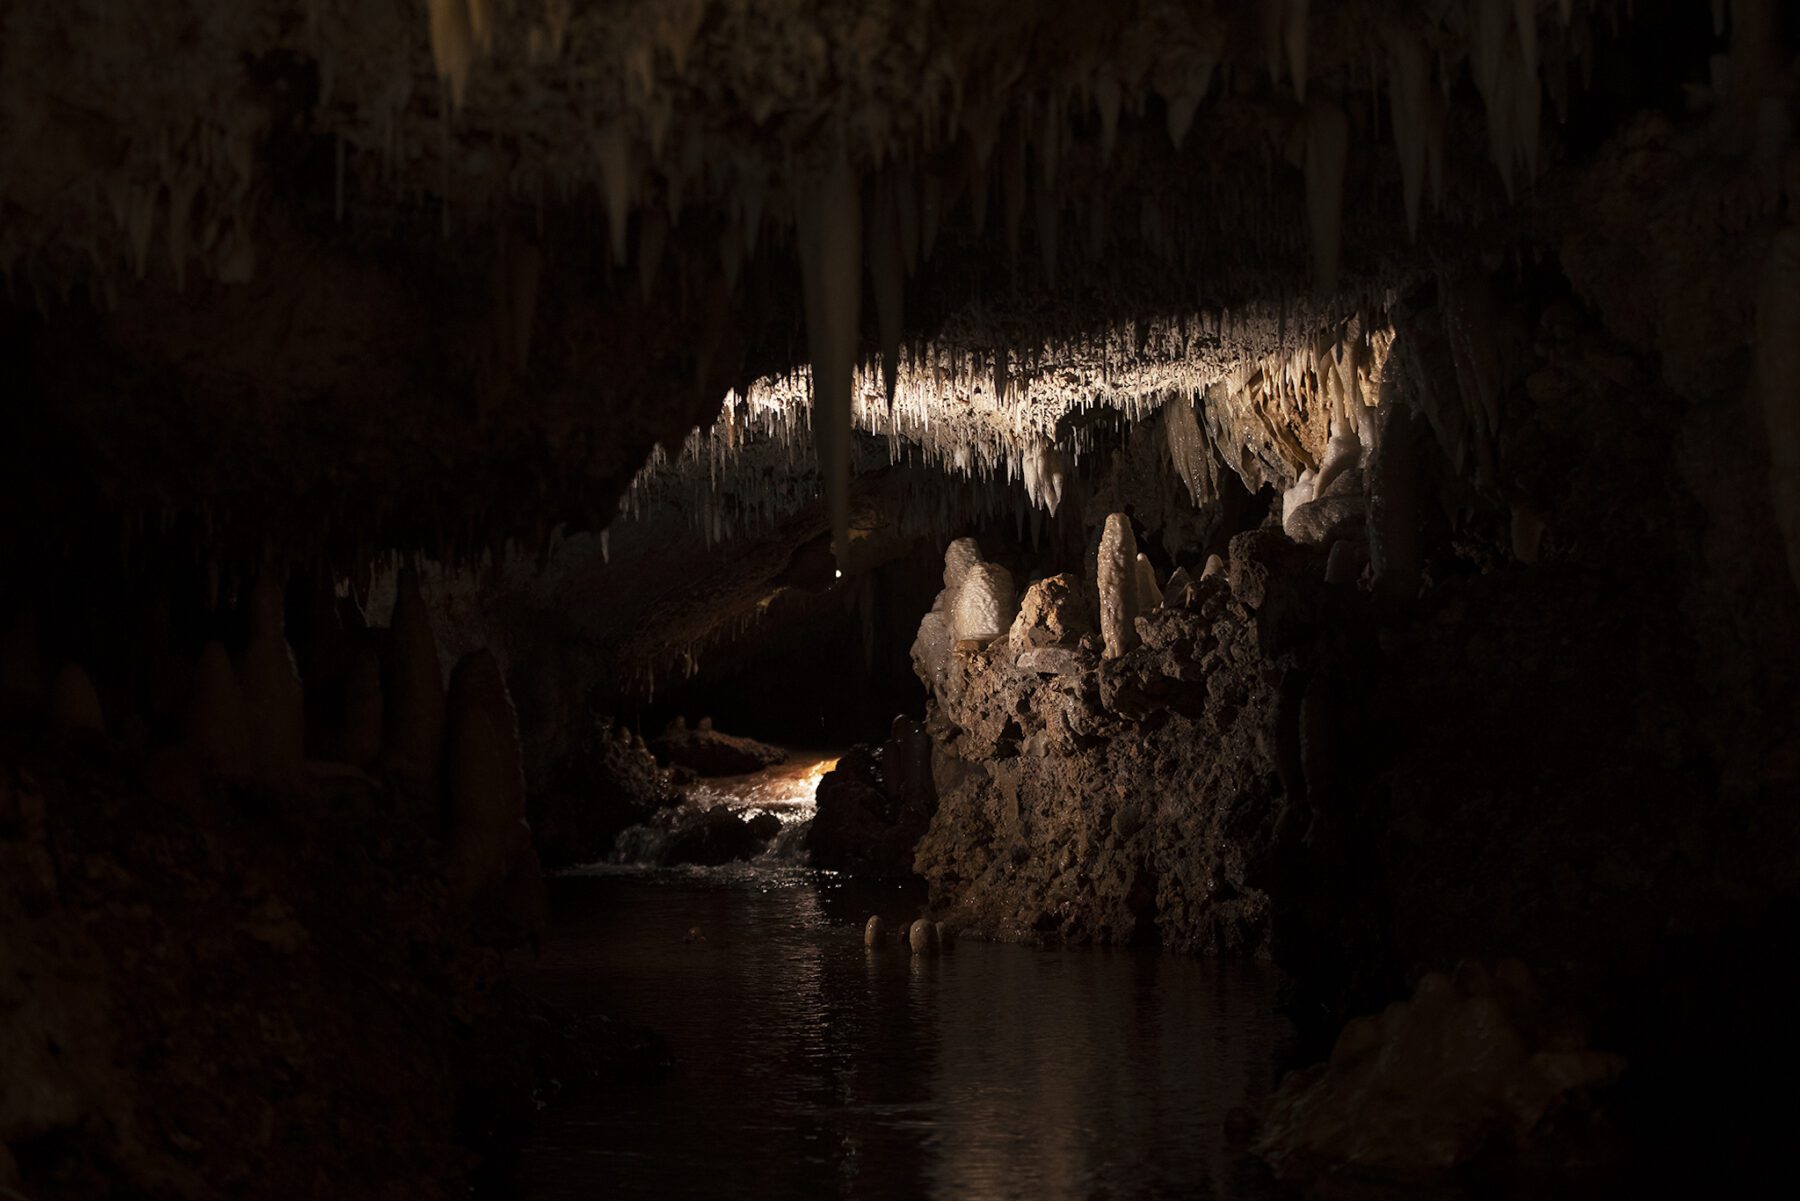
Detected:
[953,562,1017,644]
[1371,407,1422,601]
[1313,417,1363,496]
[1201,553,1226,581]
[341,645,385,769]
[797,159,861,565]
[444,649,531,902]
[48,664,104,739]
[0,612,45,721]
[1282,468,1318,536]
[1097,513,1141,659]
[1304,104,1348,296]
[864,915,887,948]
[384,568,445,786]
[1756,226,1800,594]
[908,917,940,956]
[237,578,305,782]
[1135,554,1164,610]
[186,640,248,776]
[944,537,982,592]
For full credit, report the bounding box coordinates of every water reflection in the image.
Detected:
[516,873,1290,1201]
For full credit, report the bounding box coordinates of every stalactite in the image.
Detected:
[1304,104,1349,297]
[797,158,862,565]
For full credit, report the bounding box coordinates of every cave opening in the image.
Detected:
[5,2,1800,1199]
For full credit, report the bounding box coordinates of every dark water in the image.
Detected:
[515,868,1292,1201]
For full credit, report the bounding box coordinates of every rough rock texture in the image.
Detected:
[916,563,1296,952]
[1008,573,1094,651]
[649,717,786,777]
[804,719,938,878]
[530,720,683,869]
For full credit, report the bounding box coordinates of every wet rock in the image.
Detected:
[908,918,940,955]
[745,811,782,843]
[532,718,683,869]
[864,915,886,947]
[804,739,935,878]
[657,807,762,867]
[650,717,786,777]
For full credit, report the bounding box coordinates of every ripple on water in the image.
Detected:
[514,865,1293,1201]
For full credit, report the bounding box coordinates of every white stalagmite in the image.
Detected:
[48,664,104,738]
[445,649,531,900]
[952,561,1017,644]
[237,577,304,781]
[1201,553,1226,581]
[797,159,862,565]
[385,568,446,786]
[1282,468,1318,535]
[186,640,248,776]
[1135,554,1164,610]
[1313,416,1363,496]
[1097,513,1140,659]
[943,537,982,591]
[1304,104,1349,296]
[1756,226,1800,594]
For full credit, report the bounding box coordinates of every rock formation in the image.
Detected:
[1096,514,1141,660]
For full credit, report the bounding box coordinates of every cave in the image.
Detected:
[3,1,1798,1197]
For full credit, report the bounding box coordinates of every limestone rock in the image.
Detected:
[952,561,1016,644]
[864,915,887,947]
[1007,572,1093,651]
[908,917,940,956]
[185,640,248,776]
[445,650,532,907]
[1097,513,1141,660]
[236,578,305,782]
[48,664,104,738]
[1135,553,1164,610]
[384,568,445,786]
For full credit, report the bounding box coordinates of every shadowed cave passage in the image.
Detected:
[4,2,1800,1199]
